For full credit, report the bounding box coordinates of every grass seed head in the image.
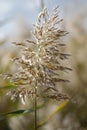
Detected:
[4,6,71,103]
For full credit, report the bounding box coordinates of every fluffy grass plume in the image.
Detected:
[4,6,71,104]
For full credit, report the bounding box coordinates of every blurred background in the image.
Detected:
[0,0,87,130]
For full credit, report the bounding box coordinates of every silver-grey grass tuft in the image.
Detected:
[4,6,71,104]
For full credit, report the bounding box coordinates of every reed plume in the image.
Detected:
[3,6,71,104]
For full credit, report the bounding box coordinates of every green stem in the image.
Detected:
[35,86,37,130]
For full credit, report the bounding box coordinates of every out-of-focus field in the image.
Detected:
[0,1,87,130]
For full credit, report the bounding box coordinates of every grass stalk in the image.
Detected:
[34,86,37,130]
